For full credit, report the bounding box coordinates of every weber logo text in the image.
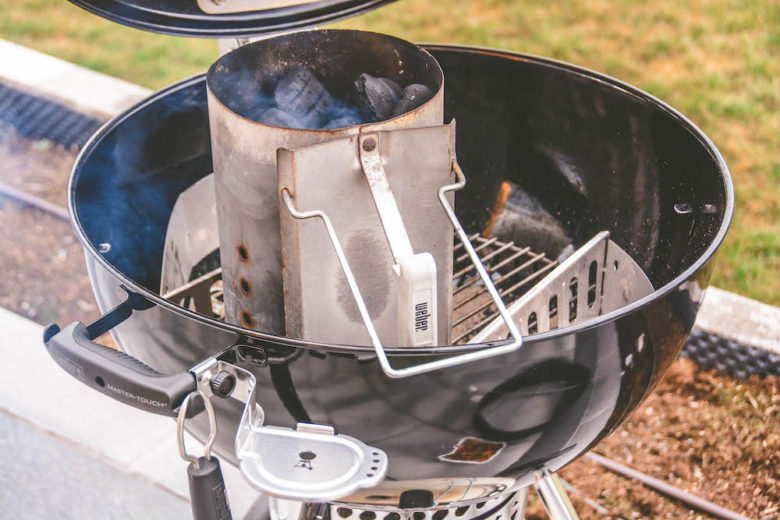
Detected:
[415,302,431,332]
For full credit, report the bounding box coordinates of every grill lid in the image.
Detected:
[68,0,397,37]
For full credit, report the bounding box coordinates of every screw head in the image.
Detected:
[210,370,236,398]
[362,138,376,152]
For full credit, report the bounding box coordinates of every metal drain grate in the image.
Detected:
[163,234,558,344]
[0,82,104,149]
[682,330,780,379]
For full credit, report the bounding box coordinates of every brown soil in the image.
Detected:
[0,130,102,327]
[0,126,72,206]
[527,358,779,519]
[2,134,778,519]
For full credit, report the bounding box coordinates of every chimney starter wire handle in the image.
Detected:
[279,158,524,379]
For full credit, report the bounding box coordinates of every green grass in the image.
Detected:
[1,0,777,305]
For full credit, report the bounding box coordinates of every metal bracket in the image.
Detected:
[192,359,388,501]
[358,133,415,262]
[358,132,439,348]
[280,156,524,378]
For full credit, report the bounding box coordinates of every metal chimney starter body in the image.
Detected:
[207,30,446,337]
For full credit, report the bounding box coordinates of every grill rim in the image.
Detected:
[67,45,734,355]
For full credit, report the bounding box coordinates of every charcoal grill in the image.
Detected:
[44,2,733,519]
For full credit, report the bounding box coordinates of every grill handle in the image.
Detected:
[43,292,197,417]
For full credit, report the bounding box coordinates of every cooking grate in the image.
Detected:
[450,235,558,344]
[162,234,559,345]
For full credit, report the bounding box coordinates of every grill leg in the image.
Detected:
[533,470,580,520]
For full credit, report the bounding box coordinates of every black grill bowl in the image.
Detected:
[68,45,732,500]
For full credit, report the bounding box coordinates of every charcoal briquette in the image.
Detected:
[379,77,403,97]
[258,108,304,129]
[354,73,402,122]
[392,84,435,117]
[274,66,333,128]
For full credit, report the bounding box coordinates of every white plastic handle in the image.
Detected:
[395,252,438,347]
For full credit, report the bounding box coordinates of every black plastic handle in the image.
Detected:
[43,294,197,417]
